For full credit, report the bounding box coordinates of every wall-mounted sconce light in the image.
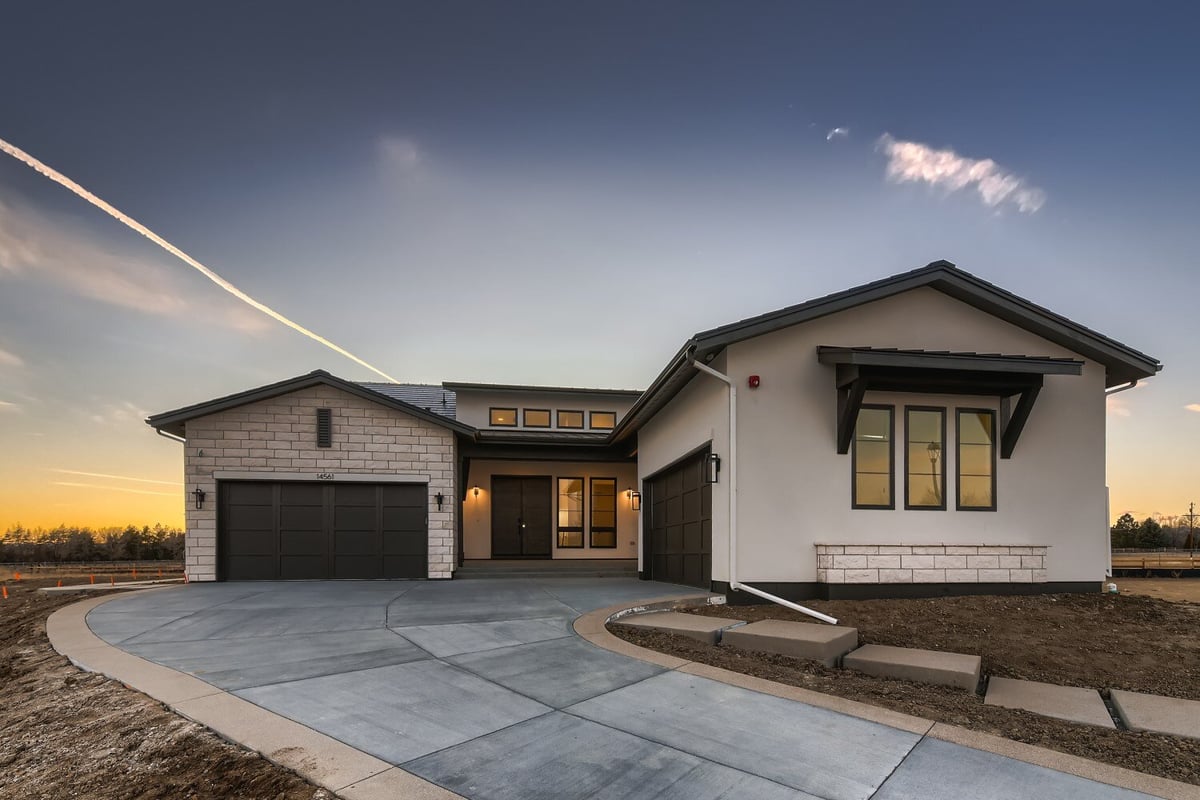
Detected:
[192,488,206,509]
[435,492,445,511]
[707,453,721,484]
[473,486,480,498]
[629,490,641,511]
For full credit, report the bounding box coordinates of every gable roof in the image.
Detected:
[612,260,1161,442]
[146,370,475,438]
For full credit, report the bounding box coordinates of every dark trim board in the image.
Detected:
[711,580,1102,602]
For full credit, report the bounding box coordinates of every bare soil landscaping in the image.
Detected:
[0,577,333,800]
[611,588,1200,786]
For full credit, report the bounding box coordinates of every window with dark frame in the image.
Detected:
[852,405,893,509]
[905,407,946,510]
[957,409,997,510]
[489,407,518,427]
[557,477,584,548]
[589,411,616,430]
[589,477,617,547]
[524,409,551,428]
[316,408,332,448]
[558,409,584,429]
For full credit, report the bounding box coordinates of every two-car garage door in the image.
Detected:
[219,481,428,580]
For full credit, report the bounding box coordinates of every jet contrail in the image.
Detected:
[0,137,400,382]
[52,481,179,497]
[48,468,183,486]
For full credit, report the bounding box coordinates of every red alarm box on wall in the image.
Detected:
[748,375,761,388]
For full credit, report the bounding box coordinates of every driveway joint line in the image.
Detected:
[865,728,930,800]
[397,709,559,770]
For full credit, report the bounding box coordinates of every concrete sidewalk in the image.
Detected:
[51,579,1188,800]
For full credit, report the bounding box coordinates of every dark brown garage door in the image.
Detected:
[647,451,711,589]
[218,481,428,580]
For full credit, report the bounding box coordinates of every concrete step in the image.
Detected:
[614,611,746,644]
[985,677,1115,728]
[456,559,637,579]
[721,620,859,667]
[843,644,982,692]
[1109,689,1200,739]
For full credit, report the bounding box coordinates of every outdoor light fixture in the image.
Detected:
[708,453,721,484]
[192,488,206,509]
[435,492,445,511]
[473,486,480,498]
[630,490,642,511]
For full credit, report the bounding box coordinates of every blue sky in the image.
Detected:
[0,1,1197,526]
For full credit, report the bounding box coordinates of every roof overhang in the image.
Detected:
[146,370,476,438]
[817,346,1085,459]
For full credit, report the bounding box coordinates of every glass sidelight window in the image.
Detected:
[590,478,617,547]
[557,478,584,548]
[905,407,946,509]
[957,409,997,510]
[852,406,894,509]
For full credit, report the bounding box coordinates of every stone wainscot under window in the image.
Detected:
[815,544,1048,584]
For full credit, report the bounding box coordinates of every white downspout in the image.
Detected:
[1101,382,1135,579]
[692,360,838,626]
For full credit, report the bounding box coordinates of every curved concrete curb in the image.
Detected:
[578,601,1200,800]
[46,592,459,800]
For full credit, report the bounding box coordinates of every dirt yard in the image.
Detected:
[0,576,333,800]
[611,588,1200,786]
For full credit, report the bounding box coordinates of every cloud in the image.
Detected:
[0,346,22,367]
[876,134,1046,213]
[87,400,149,426]
[377,135,423,172]
[826,127,849,141]
[48,468,182,487]
[1186,404,1200,413]
[0,399,19,412]
[0,195,269,332]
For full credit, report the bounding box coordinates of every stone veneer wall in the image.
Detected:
[815,544,1048,584]
[183,384,456,582]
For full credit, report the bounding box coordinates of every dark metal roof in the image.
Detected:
[612,260,1162,443]
[146,370,475,438]
[443,381,642,397]
[815,347,1084,376]
[359,383,456,418]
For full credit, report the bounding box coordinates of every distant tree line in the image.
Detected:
[0,524,184,563]
[1110,513,1198,550]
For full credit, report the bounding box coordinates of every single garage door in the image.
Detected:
[647,450,711,589]
[219,481,428,580]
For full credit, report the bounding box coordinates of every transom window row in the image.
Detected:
[852,405,996,511]
[489,407,617,430]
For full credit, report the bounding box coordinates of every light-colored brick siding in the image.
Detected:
[815,544,1047,584]
[182,384,456,581]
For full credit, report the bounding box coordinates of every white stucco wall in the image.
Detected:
[637,288,1109,586]
[182,384,457,581]
[463,459,639,559]
[635,351,731,579]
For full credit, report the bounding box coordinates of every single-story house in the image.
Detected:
[147,260,1161,599]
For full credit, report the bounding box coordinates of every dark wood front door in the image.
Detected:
[491,476,553,558]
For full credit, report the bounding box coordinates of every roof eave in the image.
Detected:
[145,370,477,438]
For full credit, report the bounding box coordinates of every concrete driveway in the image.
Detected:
[85,579,1157,800]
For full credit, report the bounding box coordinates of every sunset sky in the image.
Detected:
[1,2,1197,530]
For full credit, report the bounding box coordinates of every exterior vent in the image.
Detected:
[316,408,332,448]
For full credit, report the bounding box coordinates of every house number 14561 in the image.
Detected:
[316,472,335,480]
